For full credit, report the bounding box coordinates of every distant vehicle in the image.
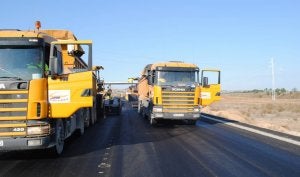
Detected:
[126,86,139,108]
[104,97,122,115]
[137,61,221,125]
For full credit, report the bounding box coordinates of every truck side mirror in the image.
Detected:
[203,77,209,87]
[93,65,104,71]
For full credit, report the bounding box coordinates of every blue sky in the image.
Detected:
[1,0,299,90]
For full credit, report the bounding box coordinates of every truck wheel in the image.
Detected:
[90,107,96,126]
[188,120,197,125]
[96,94,104,120]
[75,111,85,136]
[142,109,147,118]
[78,115,85,136]
[138,103,141,114]
[117,107,121,115]
[92,100,98,124]
[53,119,65,155]
[84,108,90,128]
[150,118,157,125]
[79,121,84,135]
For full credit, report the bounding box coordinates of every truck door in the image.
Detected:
[48,71,94,118]
[200,69,221,106]
[48,40,95,118]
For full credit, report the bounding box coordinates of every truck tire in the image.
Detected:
[78,118,85,135]
[96,94,104,120]
[49,119,65,156]
[138,102,141,114]
[89,108,95,126]
[142,108,147,119]
[76,111,85,136]
[84,108,90,128]
[91,100,97,124]
[150,118,157,125]
[188,120,197,125]
[117,106,121,115]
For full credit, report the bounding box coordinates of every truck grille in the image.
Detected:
[0,90,28,137]
[162,91,195,113]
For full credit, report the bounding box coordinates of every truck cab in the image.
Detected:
[0,23,103,155]
[138,61,221,125]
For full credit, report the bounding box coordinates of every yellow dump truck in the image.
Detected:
[137,61,221,125]
[0,22,103,155]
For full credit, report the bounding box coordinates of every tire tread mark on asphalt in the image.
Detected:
[154,126,218,177]
[177,127,272,177]
[195,121,300,177]
[0,114,121,177]
[109,106,165,177]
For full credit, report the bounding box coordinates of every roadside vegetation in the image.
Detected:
[225,88,300,99]
[202,89,300,136]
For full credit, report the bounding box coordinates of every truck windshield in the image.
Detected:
[0,47,43,80]
[157,70,198,86]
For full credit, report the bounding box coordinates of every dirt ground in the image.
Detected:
[201,92,300,137]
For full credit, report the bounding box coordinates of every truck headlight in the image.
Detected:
[153,107,163,113]
[27,125,50,136]
[193,107,200,112]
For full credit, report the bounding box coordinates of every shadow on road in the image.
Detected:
[0,104,227,160]
[0,120,109,160]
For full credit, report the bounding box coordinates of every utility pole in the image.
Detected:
[271,58,276,101]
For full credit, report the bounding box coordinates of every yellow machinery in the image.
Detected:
[0,22,103,155]
[137,61,221,125]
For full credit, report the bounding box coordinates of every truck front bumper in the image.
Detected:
[151,112,200,120]
[0,136,52,151]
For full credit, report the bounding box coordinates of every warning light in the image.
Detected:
[35,21,41,30]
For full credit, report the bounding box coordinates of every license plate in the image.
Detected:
[0,140,3,146]
[173,114,184,117]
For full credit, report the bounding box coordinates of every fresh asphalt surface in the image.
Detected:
[0,103,299,177]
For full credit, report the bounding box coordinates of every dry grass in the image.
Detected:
[202,93,300,136]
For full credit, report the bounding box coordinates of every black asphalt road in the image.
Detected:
[0,104,299,177]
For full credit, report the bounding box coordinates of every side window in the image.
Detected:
[201,70,220,85]
[152,70,156,84]
[72,56,88,73]
[44,45,50,69]
[54,46,63,74]
[53,46,58,57]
